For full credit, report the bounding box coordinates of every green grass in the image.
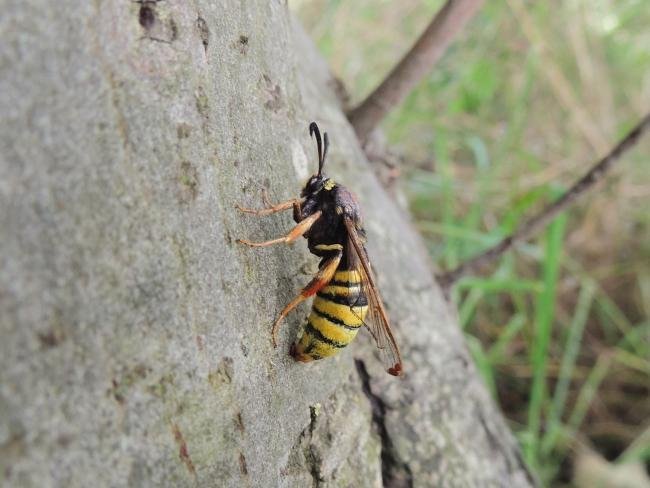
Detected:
[294,0,650,484]
[542,280,596,456]
[526,212,567,470]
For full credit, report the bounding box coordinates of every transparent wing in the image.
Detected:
[344,216,403,376]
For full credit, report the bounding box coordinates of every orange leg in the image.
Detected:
[236,189,303,216]
[270,251,342,346]
[237,211,322,248]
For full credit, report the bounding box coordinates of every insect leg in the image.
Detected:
[236,190,304,216]
[270,251,342,346]
[237,210,321,248]
[292,199,302,222]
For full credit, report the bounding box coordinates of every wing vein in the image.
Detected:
[344,216,403,376]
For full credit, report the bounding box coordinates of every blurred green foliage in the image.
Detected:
[295,0,650,485]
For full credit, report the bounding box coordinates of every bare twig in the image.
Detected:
[347,0,485,143]
[436,112,650,289]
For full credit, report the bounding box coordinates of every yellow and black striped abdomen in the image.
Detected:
[293,269,368,362]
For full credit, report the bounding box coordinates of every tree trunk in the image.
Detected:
[0,1,533,486]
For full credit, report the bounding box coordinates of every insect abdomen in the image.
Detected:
[292,269,368,362]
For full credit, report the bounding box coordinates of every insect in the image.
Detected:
[237,122,403,376]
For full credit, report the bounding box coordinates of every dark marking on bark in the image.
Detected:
[133,364,150,378]
[195,86,209,117]
[234,411,245,434]
[262,74,283,112]
[208,357,234,388]
[238,35,249,54]
[238,452,248,475]
[1,429,26,482]
[38,310,68,349]
[176,123,192,139]
[110,378,126,405]
[37,327,65,348]
[195,335,204,351]
[177,160,199,203]
[171,423,196,478]
[56,434,72,448]
[109,364,152,405]
[197,17,210,53]
[146,373,174,399]
[455,351,470,369]
[265,86,282,112]
[1,431,26,458]
[135,1,176,44]
[355,359,413,488]
[140,36,172,45]
[195,86,210,127]
[223,228,233,245]
[138,4,155,29]
[232,35,249,54]
[327,76,350,109]
[168,18,178,42]
[308,405,318,434]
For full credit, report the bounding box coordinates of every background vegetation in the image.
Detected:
[294,0,650,485]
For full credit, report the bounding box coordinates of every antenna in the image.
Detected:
[322,132,329,175]
[309,122,328,176]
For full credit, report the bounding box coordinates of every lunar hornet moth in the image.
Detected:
[237,122,403,376]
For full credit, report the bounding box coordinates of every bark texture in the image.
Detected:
[0,1,532,486]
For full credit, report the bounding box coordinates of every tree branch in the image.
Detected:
[436,112,650,289]
[347,0,485,143]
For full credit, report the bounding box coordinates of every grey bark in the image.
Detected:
[0,1,533,487]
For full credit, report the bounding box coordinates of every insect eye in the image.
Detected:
[301,176,319,196]
[306,176,321,191]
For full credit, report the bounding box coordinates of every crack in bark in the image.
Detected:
[290,404,324,487]
[305,445,323,488]
[305,404,323,487]
[355,359,413,488]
